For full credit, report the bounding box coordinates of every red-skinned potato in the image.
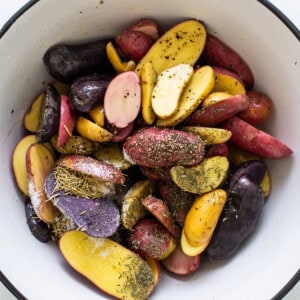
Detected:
[203,34,254,89]
[206,143,229,158]
[104,71,141,128]
[128,219,176,260]
[186,93,249,126]
[222,116,293,159]
[123,127,205,167]
[162,245,201,275]
[26,143,60,223]
[57,95,76,147]
[127,19,160,40]
[142,195,180,238]
[115,30,154,62]
[239,90,273,125]
[57,155,125,184]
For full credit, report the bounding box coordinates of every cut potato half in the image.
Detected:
[157,66,214,127]
[151,64,193,119]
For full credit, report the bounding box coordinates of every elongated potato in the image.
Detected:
[203,34,254,89]
[135,19,206,75]
[89,104,105,127]
[140,61,157,124]
[170,156,229,194]
[24,93,44,133]
[121,180,155,229]
[26,143,60,223]
[157,66,215,127]
[123,127,205,167]
[183,126,232,144]
[59,231,155,300]
[222,116,293,159]
[181,189,227,256]
[186,93,249,127]
[12,135,37,196]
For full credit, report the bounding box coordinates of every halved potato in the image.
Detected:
[59,231,155,300]
[183,126,232,144]
[24,93,44,133]
[76,116,113,142]
[156,66,214,127]
[171,156,229,194]
[140,61,157,125]
[12,135,37,196]
[136,19,206,75]
[121,180,155,229]
[151,64,193,119]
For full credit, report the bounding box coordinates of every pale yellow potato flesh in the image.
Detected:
[135,19,206,75]
[156,66,215,127]
[59,231,155,300]
[151,64,193,119]
[181,189,227,255]
[202,91,232,108]
[183,126,232,144]
[76,116,113,142]
[140,61,157,125]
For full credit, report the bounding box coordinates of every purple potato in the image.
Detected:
[206,175,264,259]
[43,39,114,83]
[25,198,51,243]
[37,84,60,142]
[45,171,120,237]
[227,160,266,190]
[69,74,112,112]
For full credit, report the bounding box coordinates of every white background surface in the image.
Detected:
[0,0,299,299]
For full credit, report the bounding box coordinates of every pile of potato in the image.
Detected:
[12,18,292,300]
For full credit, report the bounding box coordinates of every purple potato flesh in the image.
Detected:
[45,171,120,237]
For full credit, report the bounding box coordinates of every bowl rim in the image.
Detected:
[0,0,299,299]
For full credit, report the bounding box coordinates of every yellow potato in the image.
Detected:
[157,66,215,127]
[181,189,227,256]
[24,93,44,133]
[140,61,157,125]
[106,41,136,73]
[183,126,232,144]
[136,19,206,75]
[76,116,112,142]
[171,156,229,194]
[93,143,131,170]
[151,64,193,119]
[89,104,105,127]
[59,231,155,300]
[121,180,155,229]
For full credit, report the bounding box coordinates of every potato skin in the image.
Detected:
[206,176,264,259]
[37,84,60,142]
[186,93,249,127]
[239,90,272,125]
[69,74,111,112]
[115,30,154,62]
[123,127,205,167]
[222,116,293,159]
[43,39,112,83]
[203,34,254,89]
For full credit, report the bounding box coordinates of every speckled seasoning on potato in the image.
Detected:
[123,127,205,167]
[13,17,294,300]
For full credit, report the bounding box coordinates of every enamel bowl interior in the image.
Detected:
[0,1,299,299]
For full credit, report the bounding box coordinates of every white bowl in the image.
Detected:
[0,1,299,299]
